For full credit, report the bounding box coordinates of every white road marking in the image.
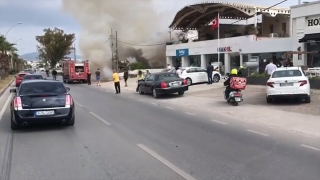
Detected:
[74,102,83,107]
[151,102,157,105]
[165,107,174,109]
[211,120,228,125]
[185,112,195,116]
[137,144,197,180]
[300,144,320,152]
[246,129,269,137]
[0,93,13,122]
[89,112,111,125]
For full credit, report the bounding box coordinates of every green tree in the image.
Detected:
[130,62,145,70]
[0,35,17,79]
[35,28,75,68]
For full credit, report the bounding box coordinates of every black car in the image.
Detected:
[138,72,188,98]
[9,80,75,130]
[23,74,45,81]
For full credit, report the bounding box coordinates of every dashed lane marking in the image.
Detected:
[165,107,174,109]
[300,144,320,152]
[137,144,197,180]
[89,112,111,126]
[246,129,269,137]
[185,112,196,116]
[211,120,228,125]
[0,93,13,122]
[151,102,157,105]
[74,102,83,107]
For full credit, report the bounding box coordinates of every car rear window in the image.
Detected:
[23,75,43,80]
[18,74,26,77]
[19,82,66,95]
[158,73,179,81]
[272,70,302,78]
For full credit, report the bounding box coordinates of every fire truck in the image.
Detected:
[61,59,89,83]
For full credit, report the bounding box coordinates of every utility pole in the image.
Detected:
[115,31,118,71]
[73,44,76,61]
[111,28,114,70]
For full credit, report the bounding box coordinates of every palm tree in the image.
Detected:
[0,35,17,79]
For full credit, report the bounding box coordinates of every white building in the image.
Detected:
[166,1,320,74]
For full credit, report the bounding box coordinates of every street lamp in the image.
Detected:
[5,22,23,37]
[14,39,22,44]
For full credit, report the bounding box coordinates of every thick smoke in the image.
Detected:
[60,0,170,78]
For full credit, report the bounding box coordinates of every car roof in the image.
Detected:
[151,72,178,76]
[275,67,301,71]
[20,79,61,84]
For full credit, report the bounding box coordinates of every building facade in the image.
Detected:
[166,1,320,74]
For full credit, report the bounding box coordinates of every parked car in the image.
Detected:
[164,67,221,85]
[15,73,29,87]
[9,80,75,130]
[23,74,45,81]
[266,67,311,103]
[23,69,34,74]
[138,72,188,98]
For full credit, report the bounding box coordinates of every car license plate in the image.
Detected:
[280,83,293,86]
[235,97,241,101]
[35,110,55,116]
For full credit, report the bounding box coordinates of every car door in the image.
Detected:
[196,68,208,82]
[144,75,154,93]
[185,68,198,83]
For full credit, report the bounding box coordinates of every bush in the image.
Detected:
[130,62,145,70]
[8,69,19,75]
[249,72,269,77]
[310,76,320,79]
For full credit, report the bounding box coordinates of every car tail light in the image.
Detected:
[234,92,241,96]
[13,97,22,110]
[299,80,307,86]
[65,95,73,105]
[160,82,167,88]
[267,82,274,88]
[183,79,187,85]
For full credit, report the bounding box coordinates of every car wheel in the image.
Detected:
[178,91,184,95]
[186,78,192,85]
[138,87,144,94]
[66,116,75,126]
[305,96,311,103]
[213,74,220,83]
[11,113,20,130]
[152,88,158,98]
[266,97,272,103]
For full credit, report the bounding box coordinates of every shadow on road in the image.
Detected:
[13,124,70,133]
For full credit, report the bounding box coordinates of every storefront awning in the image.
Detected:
[299,33,320,43]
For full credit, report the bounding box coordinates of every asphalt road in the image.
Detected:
[0,74,319,180]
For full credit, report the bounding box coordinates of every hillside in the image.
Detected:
[20,52,82,61]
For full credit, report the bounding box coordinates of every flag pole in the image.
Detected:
[217,12,220,72]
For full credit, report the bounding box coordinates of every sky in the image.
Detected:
[0,0,302,56]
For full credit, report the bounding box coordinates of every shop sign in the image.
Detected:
[307,18,320,27]
[217,46,232,52]
[176,49,189,57]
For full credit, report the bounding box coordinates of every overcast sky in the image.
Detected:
[0,0,301,55]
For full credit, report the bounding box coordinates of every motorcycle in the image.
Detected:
[223,73,243,106]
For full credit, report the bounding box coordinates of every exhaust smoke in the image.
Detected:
[60,0,171,78]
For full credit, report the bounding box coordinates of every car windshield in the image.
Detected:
[23,75,43,80]
[158,73,179,81]
[19,82,66,95]
[272,70,302,78]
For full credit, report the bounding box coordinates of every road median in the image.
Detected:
[0,75,14,97]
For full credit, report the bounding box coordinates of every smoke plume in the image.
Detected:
[60,0,170,78]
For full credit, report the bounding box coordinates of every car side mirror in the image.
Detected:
[65,87,70,92]
[9,88,16,93]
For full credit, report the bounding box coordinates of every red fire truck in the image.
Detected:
[61,60,89,83]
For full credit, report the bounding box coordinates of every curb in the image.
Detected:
[0,79,14,97]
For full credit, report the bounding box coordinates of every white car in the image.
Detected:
[266,67,311,103]
[164,67,221,85]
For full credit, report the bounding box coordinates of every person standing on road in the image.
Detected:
[52,69,57,80]
[112,70,120,94]
[124,69,129,87]
[87,70,91,85]
[176,67,182,77]
[136,70,144,92]
[206,62,214,84]
[265,59,277,76]
[95,68,101,86]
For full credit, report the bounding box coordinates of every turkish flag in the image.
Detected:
[211,17,219,31]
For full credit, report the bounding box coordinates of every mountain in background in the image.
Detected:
[19,52,82,61]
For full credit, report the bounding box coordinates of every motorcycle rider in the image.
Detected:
[224,68,239,99]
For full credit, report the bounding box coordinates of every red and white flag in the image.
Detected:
[211,16,219,31]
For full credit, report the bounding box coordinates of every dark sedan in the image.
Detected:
[138,72,188,98]
[23,74,45,81]
[9,80,75,130]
